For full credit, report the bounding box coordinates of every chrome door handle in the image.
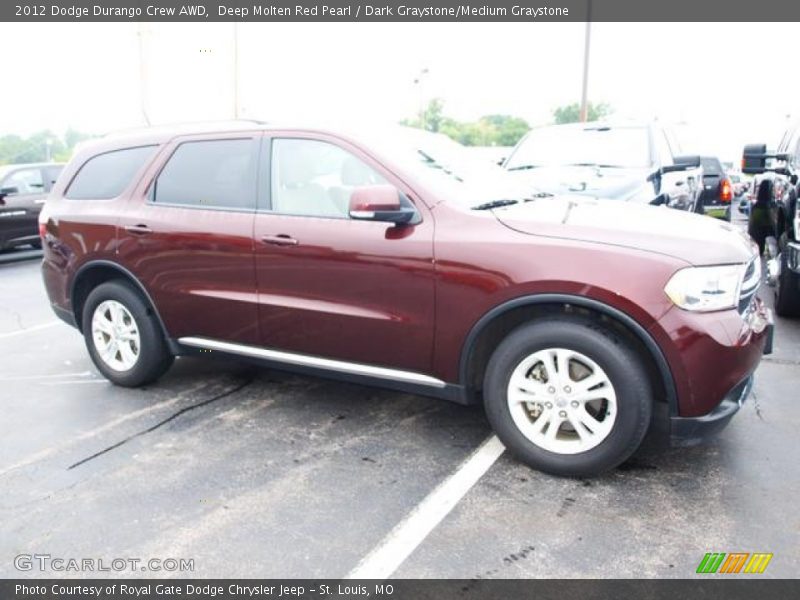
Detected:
[124,224,153,235]
[261,234,298,246]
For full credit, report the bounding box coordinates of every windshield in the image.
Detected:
[505,125,653,170]
[363,126,534,207]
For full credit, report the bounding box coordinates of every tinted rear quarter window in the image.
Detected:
[701,157,724,176]
[66,146,156,200]
[152,139,256,210]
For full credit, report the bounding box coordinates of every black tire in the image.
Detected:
[775,252,800,317]
[483,317,653,477]
[82,280,174,387]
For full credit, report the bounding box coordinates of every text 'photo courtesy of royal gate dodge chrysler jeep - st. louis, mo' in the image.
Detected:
[38,122,773,478]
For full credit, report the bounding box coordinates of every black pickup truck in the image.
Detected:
[743,129,800,317]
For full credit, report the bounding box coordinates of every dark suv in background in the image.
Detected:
[0,162,63,250]
[39,122,772,477]
[696,156,733,221]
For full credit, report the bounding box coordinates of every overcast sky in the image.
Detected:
[0,22,797,161]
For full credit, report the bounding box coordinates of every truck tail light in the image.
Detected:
[720,179,732,202]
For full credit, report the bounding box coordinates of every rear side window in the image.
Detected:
[701,157,724,176]
[2,167,44,196]
[66,146,156,200]
[152,139,256,210]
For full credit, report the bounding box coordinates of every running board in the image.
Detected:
[178,337,447,389]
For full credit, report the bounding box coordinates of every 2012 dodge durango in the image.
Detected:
[39,122,773,476]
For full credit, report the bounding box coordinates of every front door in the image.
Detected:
[252,133,436,374]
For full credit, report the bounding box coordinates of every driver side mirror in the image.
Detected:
[0,186,19,200]
[742,143,768,174]
[349,185,417,225]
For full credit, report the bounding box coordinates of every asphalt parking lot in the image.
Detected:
[1,214,799,579]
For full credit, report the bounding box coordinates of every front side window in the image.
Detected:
[66,146,156,200]
[2,168,44,196]
[153,139,256,210]
[270,138,388,218]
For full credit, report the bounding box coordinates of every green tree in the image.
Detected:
[552,102,612,125]
[0,129,95,165]
[478,115,530,146]
[402,98,446,133]
[402,101,530,147]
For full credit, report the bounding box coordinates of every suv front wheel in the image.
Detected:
[484,317,653,477]
[82,280,174,387]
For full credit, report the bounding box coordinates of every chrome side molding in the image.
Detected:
[178,336,447,388]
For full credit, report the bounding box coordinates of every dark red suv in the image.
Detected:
[40,122,773,476]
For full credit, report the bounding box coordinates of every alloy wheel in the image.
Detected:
[91,300,141,372]
[506,347,617,454]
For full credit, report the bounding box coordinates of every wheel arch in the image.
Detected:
[458,294,678,415]
[70,260,171,344]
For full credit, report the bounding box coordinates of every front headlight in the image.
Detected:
[664,264,745,312]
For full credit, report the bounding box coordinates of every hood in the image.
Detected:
[507,165,654,202]
[491,195,756,266]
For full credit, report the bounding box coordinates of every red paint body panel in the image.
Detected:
[39,123,770,423]
[648,298,771,416]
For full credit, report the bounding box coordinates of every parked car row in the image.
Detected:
[36,121,772,477]
[499,121,747,224]
[501,121,704,212]
[742,124,800,317]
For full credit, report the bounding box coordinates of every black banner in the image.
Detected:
[2,580,799,600]
[3,0,800,22]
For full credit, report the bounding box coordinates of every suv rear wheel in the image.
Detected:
[82,280,174,387]
[483,317,653,477]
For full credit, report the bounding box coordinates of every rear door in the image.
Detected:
[0,166,47,248]
[252,132,436,374]
[117,133,261,345]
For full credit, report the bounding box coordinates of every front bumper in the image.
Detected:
[670,376,753,445]
[701,203,731,219]
[669,312,773,445]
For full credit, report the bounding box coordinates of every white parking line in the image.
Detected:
[0,321,60,339]
[345,435,506,580]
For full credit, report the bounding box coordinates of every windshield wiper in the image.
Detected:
[564,162,622,168]
[506,164,539,172]
[472,199,519,210]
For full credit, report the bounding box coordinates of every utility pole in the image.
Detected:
[233,23,240,119]
[579,0,592,123]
